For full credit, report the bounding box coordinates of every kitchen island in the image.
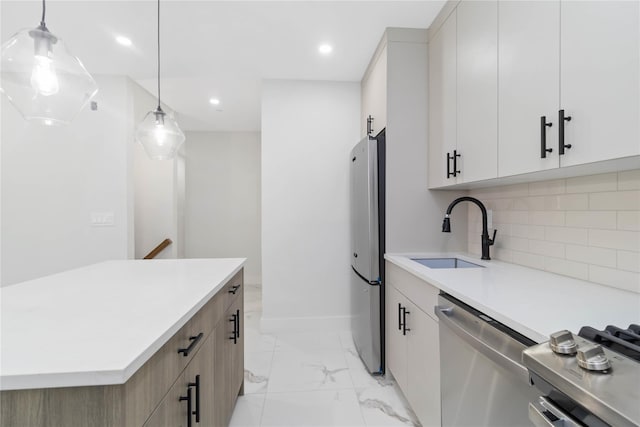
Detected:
[0,258,245,427]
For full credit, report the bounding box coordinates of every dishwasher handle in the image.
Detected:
[529,397,581,427]
[435,305,530,383]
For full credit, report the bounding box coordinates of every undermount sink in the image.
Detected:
[411,257,483,269]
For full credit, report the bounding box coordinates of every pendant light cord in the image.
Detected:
[40,0,46,26]
[157,0,161,110]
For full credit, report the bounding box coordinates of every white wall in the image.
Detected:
[184,131,261,285]
[131,82,184,259]
[261,80,360,331]
[1,75,133,286]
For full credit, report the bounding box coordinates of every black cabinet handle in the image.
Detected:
[402,307,411,336]
[228,284,241,295]
[559,109,572,155]
[229,313,238,343]
[540,116,553,158]
[188,375,200,423]
[235,309,241,340]
[447,151,461,178]
[178,333,204,357]
[398,303,403,330]
[179,386,193,427]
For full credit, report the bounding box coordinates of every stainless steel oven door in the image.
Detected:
[529,397,582,427]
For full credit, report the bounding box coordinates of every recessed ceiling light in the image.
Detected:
[318,44,333,55]
[209,98,220,105]
[115,36,133,47]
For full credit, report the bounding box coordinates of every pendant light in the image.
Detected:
[135,0,185,161]
[0,0,98,125]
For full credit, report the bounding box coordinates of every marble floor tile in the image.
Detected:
[344,347,395,389]
[261,389,366,427]
[244,328,277,353]
[268,349,354,393]
[230,394,266,427]
[244,351,274,394]
[338,330,357,351]
[274,331,343,353]
[356,385,420,427]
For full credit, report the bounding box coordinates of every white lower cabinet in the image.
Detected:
[386,263,441,427]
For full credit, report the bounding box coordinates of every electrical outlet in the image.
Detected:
[91,212,115,227]
[487,209,493,229]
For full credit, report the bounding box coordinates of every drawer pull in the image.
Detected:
[188,375,200,423]
[178,332,204,357]
[235,309,241,340]
[179,386,193,427]
[230,313,238,343]
[228,284,241,295]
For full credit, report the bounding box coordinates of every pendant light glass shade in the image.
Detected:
[136,107,185,160]
[1,25,98,125]
[136,0,185,160]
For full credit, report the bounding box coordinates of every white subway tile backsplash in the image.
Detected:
[544,194,589,211]
[530,179,565,196]
[544,257,589,281]
[529,240,565,258]
[565,211,617,230]
[511,251,545,269]
[617,211,640,231]
[468,170,640,293]
[617,250,640,273]
[528,225,546,240]
[589,191,640,211]
[588,265,640,293]
[566,173,617,194]
[618,169,640,190]
[588,229,640,252]
[529,211,566,226]
[565,244,617,268]
[544,226,588,245]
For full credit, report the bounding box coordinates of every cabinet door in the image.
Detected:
[183,332,216,426]
[385,285,407,391]
[143,372,188,427]
[456,0,498,183]
[406,302,441,427]
[361,45,387,137]
[559,1,640,166]
[228,294,245,409]
[428,9,458,188]
[498,1,560,177]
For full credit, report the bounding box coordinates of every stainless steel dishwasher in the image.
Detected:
[435,293,539,427]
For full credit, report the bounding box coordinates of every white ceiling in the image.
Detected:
[1,1,445,131]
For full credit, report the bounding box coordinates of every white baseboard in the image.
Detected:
[260,315,352,333]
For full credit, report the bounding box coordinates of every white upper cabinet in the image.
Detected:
[456,0,498,182]
[428,9,457,188]
[559,1,640,167]
[361,45,387,137]
[498,1,560,177]
[429,0,639,187]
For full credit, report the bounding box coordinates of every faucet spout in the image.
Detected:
[442,197,496,260]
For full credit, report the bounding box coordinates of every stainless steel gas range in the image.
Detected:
[523,325,640,427]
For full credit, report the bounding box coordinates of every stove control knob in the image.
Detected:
[549,330,578,355]
[577,344,611,372]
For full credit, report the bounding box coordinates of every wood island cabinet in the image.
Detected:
[1,269,245,427]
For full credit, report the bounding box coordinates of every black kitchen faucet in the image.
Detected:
[442,197,497,260]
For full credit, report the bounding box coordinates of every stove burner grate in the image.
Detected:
[578,325,640,362]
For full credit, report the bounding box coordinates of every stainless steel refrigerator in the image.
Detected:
[350,131,385,375]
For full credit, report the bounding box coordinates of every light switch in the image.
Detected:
[91,212,115,227]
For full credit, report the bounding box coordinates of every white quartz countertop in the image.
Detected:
[385,253,640,343]
[0,258,245,391]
